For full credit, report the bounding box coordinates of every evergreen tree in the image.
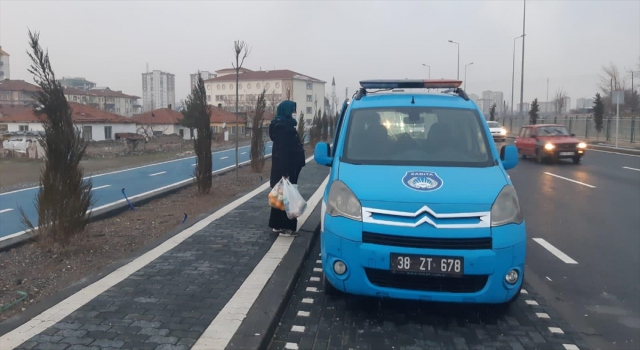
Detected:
[593,93,605,138]
[321,110,329,141]
[529,98,540,125]
[489,104,497,121]
[297,111,306,142]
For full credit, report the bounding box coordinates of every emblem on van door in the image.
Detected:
[402,171,443,192]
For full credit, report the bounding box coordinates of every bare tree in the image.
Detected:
[181,73,213,193]
[599,62,625,96]
[554,87,568,116]
[250,88,267,173]
[232,40,250,179]
[137,122,168,140]
[20,30,94,246]
[267,91,280,114]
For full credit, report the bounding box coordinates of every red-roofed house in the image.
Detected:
[0,102,137,141]
[204,68,325,123]
[131,108,187,138]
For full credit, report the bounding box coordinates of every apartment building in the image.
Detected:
[142,70,176,112]
[60,77,96,91]
[0,80,40,106]
[204,68,325,126]
[0,46,9,80]
[190,71,216,91]
[64,87,141,117]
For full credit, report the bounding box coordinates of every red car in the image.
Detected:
[514,124,587,164]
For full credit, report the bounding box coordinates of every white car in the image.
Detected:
[487,121,507,142]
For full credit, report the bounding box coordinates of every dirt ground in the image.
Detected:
[0,143,314,322]
[0,139,252,192]
[0,158,272,321]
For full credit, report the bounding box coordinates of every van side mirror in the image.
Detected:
[500,145,518,170]
[314,142,333,166]
[571,133,575,137]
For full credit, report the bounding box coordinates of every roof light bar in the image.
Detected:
[359,79,463,90]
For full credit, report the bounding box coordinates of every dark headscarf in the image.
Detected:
[271,100,297,128]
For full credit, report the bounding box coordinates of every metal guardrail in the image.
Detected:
[498,116,639,143]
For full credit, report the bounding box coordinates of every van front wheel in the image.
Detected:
[323,273,341,296]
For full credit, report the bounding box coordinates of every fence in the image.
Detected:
[497,116,640,143]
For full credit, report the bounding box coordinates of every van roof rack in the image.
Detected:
[354,79,469,101]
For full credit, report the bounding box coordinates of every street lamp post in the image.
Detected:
[519,0,527,117]
[511,34,524,117]
[422,64,430,79]
[448,40,460,79]
[464,62,474,90]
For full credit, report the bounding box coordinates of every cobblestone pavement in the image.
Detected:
[7,162,329,350]
[269,240,591,350]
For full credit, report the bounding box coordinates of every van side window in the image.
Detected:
[519,127,526,137]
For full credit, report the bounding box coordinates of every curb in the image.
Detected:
[505,135,640,155]
[0,154,271,252]
[0,168,274,336]
[226,201,323,350]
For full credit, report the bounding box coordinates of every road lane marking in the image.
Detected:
[241,152,247,155]
[285,343,299,350]
[148,171,166,177]
[297,311,310,317]
[310,277,320,282]
[546,276,553,281]
[0,209,13,214]
[313,267,322,272]
[549,327,564,334]
[563,345,580,350]
[536,313,550,319]
[291,325,305,332]
[0,155,314,349]
[521,289,529,294]
[193,171,327,349]
[0,143,270,197]
[589,149,640,157]
[306,287,319,292]
[220,156,229,160]
[91,185,111,191]
[301,298,313,304]
[543,172,596,188]
[533,238,578,264]
[623,166,640,172]
[525,300,539,306]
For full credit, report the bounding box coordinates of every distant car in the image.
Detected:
[514,124,587,164]
[487,121,507,142]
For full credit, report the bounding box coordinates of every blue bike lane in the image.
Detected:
[0,142,272,242]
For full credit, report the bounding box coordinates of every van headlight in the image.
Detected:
[327,180,362,221]
[491,185,523,226]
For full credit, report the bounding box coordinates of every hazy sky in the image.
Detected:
[1,0,639,109]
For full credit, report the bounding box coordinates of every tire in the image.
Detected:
[323,273,341,296]
[535,149,544,163]
[518,148,527,159]
[572,156,581,164]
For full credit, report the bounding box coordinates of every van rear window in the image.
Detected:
[342,107,493,167]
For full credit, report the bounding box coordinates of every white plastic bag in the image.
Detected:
[282,178,307,220]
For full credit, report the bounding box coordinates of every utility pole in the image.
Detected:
[511,35,524,118]
[519,0,526,117]
[546,78,549,102]
[448,40,460,79]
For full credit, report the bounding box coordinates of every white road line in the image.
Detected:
[0,154,299,348]
[543,172,596,188]
[549,327,565,334]
[590,149,640,158]
[310,277,320,282]
[291,325,305,332]
[313,267,322,272]
[533,238,579,264]
[306,287,319,292]
[521,289,529,294]
[241,152,247,155]
[191,164,196,166]
[315,260,321,264]
[297,311,310,317]
[220,156,229,160]
[563,344,580,350]
[91,185,111,191]
[623,166,640,172]
[302,298,314,304]
[285,343,299,350]
[0,159,261,244]
[0,143,271,197]
[536,313,550,319]
[525,300,539,306]
[148,171,166,177]
[0,209,14,214]
[192,171,328,350]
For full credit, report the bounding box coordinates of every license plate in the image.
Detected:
[560,152,574,156]
[390,253,464,276]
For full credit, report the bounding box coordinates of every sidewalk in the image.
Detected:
[0,158,329,350]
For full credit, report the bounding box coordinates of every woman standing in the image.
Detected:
[269,100,306,236]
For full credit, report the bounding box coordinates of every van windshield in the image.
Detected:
[342,107,493,167]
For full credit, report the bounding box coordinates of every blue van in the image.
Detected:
[314,79,525,308]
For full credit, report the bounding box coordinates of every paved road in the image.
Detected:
[508,144,640,349]
[0,142,272,242]
[270,144,640,350]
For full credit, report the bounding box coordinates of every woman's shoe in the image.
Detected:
[279,230,298,237]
